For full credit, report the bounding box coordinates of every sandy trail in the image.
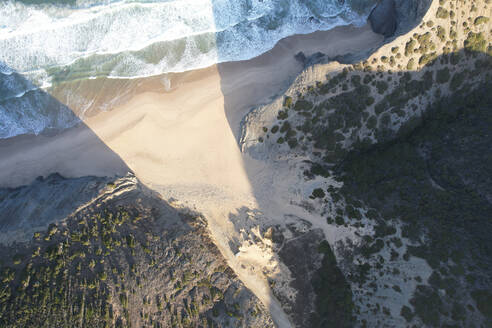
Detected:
[0,23,382,327]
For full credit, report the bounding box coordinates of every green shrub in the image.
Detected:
[436,67,450,84]
[375,222,397,237]
[335,216,344,225]
[345,205,361,220]
[126,234,135,248]
[119,293,128,308]
[376,81,389,94]
[450,52,460,65]
[380,113,391,126]
[311,188,326,199]
[449,29,457,40]
[450,71,465,91]
[277,110,288,120]
[367,115,377,130]
[351,75,361,87]
[287,138,298,148]
[374,102,386,115]
[474,16,489,25]
[464,32,486,53]
[400,305,414,322]
[405,39,416,56]
[406,58,415,70]
[436,26,446,42]
[12,254,24,265]
[294,99,313,111]
[436,7,449,19]
[283,96,293,107]
[419,52,437,66]
[471,290,492,318]
[416,32,435,54]
[411,285,441,326]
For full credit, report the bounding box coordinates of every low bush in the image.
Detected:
[473,16,489,25]
[310,188,326,199]
[436,67,450,84]
[436,7,449,19]
[464,32,486,53]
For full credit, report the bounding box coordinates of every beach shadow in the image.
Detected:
[0,62,131,187]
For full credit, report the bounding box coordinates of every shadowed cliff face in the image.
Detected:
[0,173,112,245]
[368,0,397,38]
[369,0,434,39]
[0,62,131,187]
[393,0,433,35]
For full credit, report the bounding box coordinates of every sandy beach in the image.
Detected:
[0,22,382,327]
[0,23,382,189]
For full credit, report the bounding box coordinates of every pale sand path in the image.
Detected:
[0,23,382,327]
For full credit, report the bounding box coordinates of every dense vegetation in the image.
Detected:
[0,186,271,327]
[263,47,490,166]
[338,81,492,326]
[311,241,354,328]
[259,0,491,168]
[253,0,491,324]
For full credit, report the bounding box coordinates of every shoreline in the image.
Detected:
[44,22,383,130]
[0,23,383,188]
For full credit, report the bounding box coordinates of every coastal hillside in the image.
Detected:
[0,0,489,327]
[241,0,491,326]
[0,174,274,327]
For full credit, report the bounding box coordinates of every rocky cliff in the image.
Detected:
[369,0,433,38]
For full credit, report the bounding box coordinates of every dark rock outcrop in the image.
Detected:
[394,0,433,35]
[368,0,397,38]
[0,173,112,244]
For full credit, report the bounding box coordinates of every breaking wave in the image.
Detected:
[0,0,376,138]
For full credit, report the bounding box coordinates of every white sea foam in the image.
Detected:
[0,0,371,80]
[0,0,375,138]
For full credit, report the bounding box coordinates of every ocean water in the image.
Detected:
[0,0,376,138]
